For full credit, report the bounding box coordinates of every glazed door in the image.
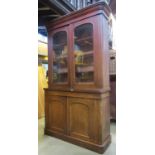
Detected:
[48,26,70,90]
[71,17,101,92]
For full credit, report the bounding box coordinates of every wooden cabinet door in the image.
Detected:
[45,95,67,133]
[48,26,71,91]
[70,17,102,92]
[68,97,97,142]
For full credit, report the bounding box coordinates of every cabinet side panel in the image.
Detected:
[95,14,110,91]
[100,95,111,143]
[101,14,110,91]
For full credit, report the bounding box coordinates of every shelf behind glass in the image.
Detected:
[52,31,68,83]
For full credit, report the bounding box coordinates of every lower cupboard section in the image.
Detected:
[45,90,111,153]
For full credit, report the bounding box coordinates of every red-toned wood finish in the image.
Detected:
[47,2,111,93]
[45,2,111,154]
[45,90,111,153]
[48,26,71,91]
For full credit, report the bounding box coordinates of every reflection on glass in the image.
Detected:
[52,31,68,83]
[74,23,94,82]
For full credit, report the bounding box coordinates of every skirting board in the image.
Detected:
[45,129,111,154]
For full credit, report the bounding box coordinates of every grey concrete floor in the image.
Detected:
[38,118,116,155]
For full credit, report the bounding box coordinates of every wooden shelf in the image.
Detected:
[75,36,92,42]
[57,68,68,74]
[55,54,68,60]
[74,51,93,56]
[75,63,93,66]
[53,54,68,64]
[76,65,94,73]
[53,42,67,48]
[82,51,93,56]
[75,36,93,45]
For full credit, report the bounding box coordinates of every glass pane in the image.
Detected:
[74,23,94,82]
[52,31,68,83]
